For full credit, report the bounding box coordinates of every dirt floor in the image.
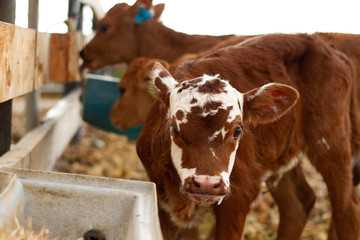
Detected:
[11,93,360,240]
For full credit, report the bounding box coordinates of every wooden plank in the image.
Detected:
[0,1,15,157]
[50,32,83,83]
[34,32,51,89]
[68,32,83,82]
[50,33,69,83]
[0,21,82,96]
[0,21,36,103]
[0,88,82,170]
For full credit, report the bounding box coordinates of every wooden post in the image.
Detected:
[64,0,82,96]
[66,0,82,142]
[0,0,15,156]
[25,0,40,132]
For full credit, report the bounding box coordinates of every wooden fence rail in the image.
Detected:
[0,20,84,170]
[0,20,82,103]
[0,88,82,170]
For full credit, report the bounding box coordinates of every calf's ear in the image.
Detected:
[144,59,170,84]
[242,83,299,125]
[133,0,153,10]
[129,0,153,24]
[146,60,170,98]
[153,4,165,21]
[149,62,178,97]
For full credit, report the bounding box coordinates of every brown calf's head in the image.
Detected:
[81,0,165,69]
[150,62,299,205]
[110,57,169,130]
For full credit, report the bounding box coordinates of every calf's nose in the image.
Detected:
[189,176,225,196]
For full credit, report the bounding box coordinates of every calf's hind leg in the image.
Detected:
[327,183,360,240]
[307,136,360,240]
[269,164,316,240]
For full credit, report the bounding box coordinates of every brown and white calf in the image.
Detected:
[136,34,360,239]
[110,32,360,186]
[80,0,233,69]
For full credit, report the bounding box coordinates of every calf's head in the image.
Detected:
[150,63,299,205]
[110,57,169,130]
[80,0,165,69]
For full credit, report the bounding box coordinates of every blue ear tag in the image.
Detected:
[134,7,153,24]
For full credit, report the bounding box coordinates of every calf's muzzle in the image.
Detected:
[184,175,228,204]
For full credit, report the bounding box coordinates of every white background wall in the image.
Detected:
[15,0,360,36]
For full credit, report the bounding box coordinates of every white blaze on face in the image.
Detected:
[171,136,196,185]
[219,141,239,189]
[168,74,244,186]
[228,141,239,176]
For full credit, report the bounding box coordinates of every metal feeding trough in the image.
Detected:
[82,74,143,140]
[0,167,163,240]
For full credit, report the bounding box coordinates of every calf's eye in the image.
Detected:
[99,24,109,33]
[119,87,126,95]
[172,125,179,137]
[233,127,242,139]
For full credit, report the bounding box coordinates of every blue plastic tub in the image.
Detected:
[82,74,143,140]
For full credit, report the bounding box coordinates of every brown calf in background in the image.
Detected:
[80,0,233,70]
[110,57,168,130]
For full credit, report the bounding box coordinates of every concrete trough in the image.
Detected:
[0,167,163,240]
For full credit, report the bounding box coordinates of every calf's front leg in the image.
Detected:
[213,195,251,239]
[158,207,181,240]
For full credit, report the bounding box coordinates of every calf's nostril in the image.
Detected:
[213,182,221,189]
[193,180,201,188]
